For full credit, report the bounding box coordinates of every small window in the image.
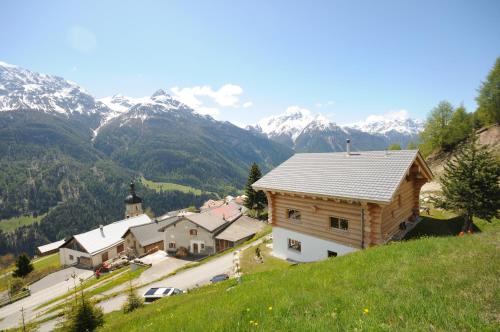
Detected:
[201,243,205,250]
[288,238,301,252]
[190,229,198,236]
[169,242,176,249]
[328,251,338,258]
[287,209,301,221]
[330,217,348,231]
[69,255,74,260]
[117,244,124,253]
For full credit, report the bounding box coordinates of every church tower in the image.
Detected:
[124,181,143,218]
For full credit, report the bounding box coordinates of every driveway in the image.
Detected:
[98,238,264,313]
[0,267,93,330]
[99,253,190,297]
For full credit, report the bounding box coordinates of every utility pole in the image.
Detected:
[20,306,26,332]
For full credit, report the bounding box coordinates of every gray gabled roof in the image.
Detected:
[215,216,264,242]
[184,212,229,232]
[126,216,180,247]
[252,150,432,204]
[64,214,152,255]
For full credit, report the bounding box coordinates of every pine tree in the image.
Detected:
[13,253,33,278]
[435,133,500,234]
[60,293,104,332]
[244,163,267,211]
[122,281,143,313]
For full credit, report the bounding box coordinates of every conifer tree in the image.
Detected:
[13,253,33,278]
[122,281,143,313]
[244,163,267,211]
[435,133,500,234]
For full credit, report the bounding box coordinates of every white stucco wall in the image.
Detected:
[59,247,91,266]
[272,227,358,262]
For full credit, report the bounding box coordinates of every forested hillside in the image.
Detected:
[94,95,294,193]
[0,110,215,256]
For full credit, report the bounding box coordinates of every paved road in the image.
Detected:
[0,267,93,330]
[98,239,263,313]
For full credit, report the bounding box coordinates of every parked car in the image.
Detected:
[210,273,229,283]
[143,287,184,303]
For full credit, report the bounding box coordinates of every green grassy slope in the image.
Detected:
[140,176,203,195]
[100,221,499,331]
[0,214,45,233]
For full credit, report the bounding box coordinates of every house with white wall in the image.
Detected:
[252,143,432,262]
[59,214,151,268]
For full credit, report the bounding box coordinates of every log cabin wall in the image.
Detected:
[270,193,363,249]
[380,178,416,241]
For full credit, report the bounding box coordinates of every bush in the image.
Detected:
[9,277,25,296]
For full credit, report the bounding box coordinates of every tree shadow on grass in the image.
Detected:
[404,214,481,240]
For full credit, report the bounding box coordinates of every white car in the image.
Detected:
[143,287,184,303]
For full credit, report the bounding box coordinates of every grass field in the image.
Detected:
[0,253,61,293]
[239,240,291,275]
[100,213,499,331]
[0,214,45,232]
[140,177,203,195]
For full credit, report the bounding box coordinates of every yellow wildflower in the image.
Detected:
[268,306,273,311]
[363,308,369,315]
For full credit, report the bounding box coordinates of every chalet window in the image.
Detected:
[117,244,124,253]
[169,242,176,249]
[69,255,74,260]
[328,251,338,258]
[330,216,348,231]
[287,209,301,222]
[190,229,198,236]
[287,238,301,252]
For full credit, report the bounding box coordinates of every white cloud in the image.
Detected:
[170,84,249,118]
[170,84,244,109]
[243,101,253,108]
[67,26,97,53]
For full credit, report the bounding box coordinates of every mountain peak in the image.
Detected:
[151,89,169,98]
[351,111,423,135]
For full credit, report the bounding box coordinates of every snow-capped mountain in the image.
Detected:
[0,61,109,125]
[247,106,336,148]
[249,108,423,152]
[350,110,423,135]
[95,89,193,134]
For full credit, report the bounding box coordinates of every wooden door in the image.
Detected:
[102,251,108,262]
[193,243,198,254]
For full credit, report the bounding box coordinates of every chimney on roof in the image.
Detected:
[346,139,351,155]
[99,225,104,236]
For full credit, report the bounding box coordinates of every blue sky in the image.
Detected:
[1,0,499,125]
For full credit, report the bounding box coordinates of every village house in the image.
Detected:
[215,216,264,251]
[252,141,432,262]
[59,214,152,268]
[59,182,152,268]
[36,239,65,257]
[122,216,178,257]
[159,212,231,256]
